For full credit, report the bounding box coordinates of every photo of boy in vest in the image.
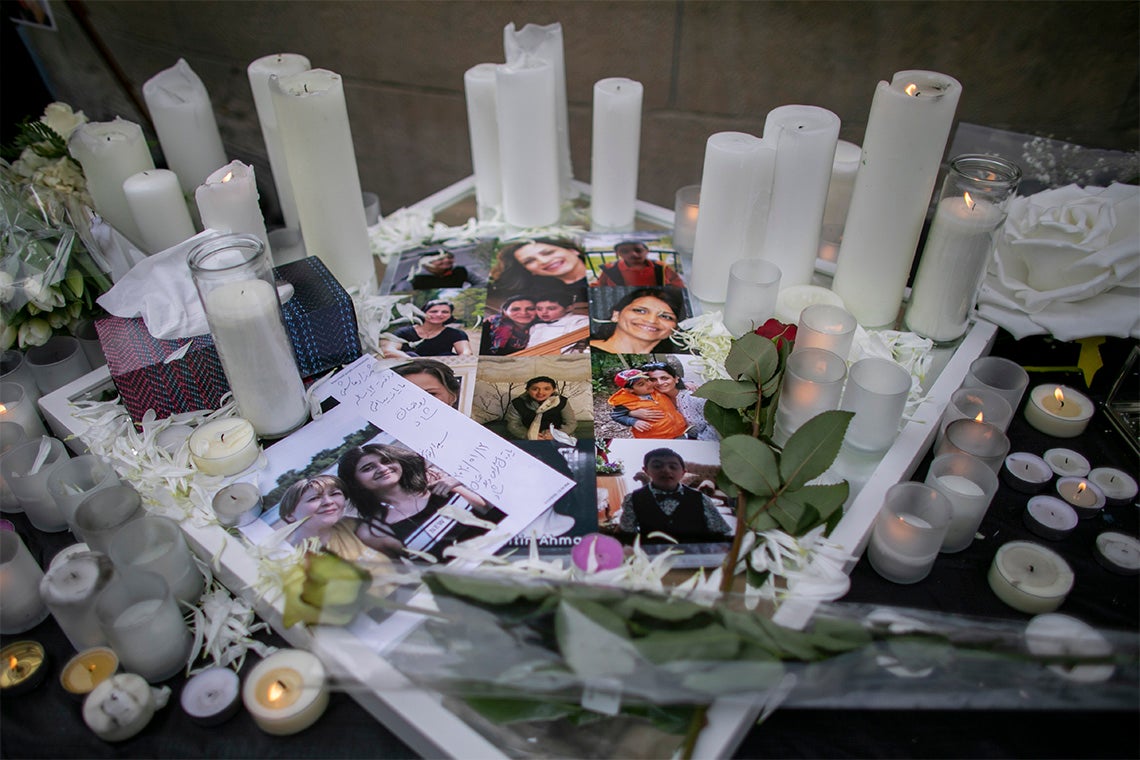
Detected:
[503,375,578,441]
[617,447,733,544]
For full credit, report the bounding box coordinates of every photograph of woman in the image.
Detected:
[380,299,473,359]
[503,375,578,441]
[479,294,536,356]
[278,474,396,565]
[526,290,591,354]
[488,237,590,300]
[615,360,718,441]
[389,358,461,408]
[589,286,690,355]
[338,443,504,560]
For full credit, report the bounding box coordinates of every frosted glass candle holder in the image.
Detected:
[723,259,782,337]
[937,386,1013,446]
[962,356,1029,415]
[0,421,28,511]
[74,485,145,555]
[672,185,700,255]
[925,452,999,553]
[1,436,70,532]
[793,303,857,360]
[936,418,1011,474]
[39,550,115,651]
[109,516,205,605]
[840,357,912,452]
[0,530,50,634]
[95,570,191,683]
[773,348,847,444]
[46,454,121,533]
[867,482,952,584]
[0,382,48,438]
[0,350,40,408]
[25,336,92,395]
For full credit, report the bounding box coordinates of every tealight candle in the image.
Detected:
[61,646,119,698]
[211,482,263,528]
[181,666,241,725]
[242,649,329,735]
[83,672,170,742]
[40,551,116,651]
[0,640,47,695]
[1025,613,1114,684]
[571,534,625,572]
[1087,467,1138,506]
[1023,496,1079,541]
[1093,532,1140,576]
[1001,452,1053,494]
[188,418,261,476]
[988,541,1074,614]
[1055,477,1106,519]
[1042,448,1090,478]
[1024,385,1094,438]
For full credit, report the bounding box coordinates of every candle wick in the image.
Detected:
[1028,564,1035,573]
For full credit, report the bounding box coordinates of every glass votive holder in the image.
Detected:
[46,454,121,533]
[0,530,50,634]
[723,259,782,337]
[74,485,145,555]
[924,452,999,553]
[839,357,912,453]
[961,356,1029,415]
[0,421,29,511]
[95,569,191,683]
[773,347,848,444]
[672,184,700,255]
[0,350,40,408]
[867,482,952,584]
[39,550,115,651]
[0,382,48,438]
[792,303,857,360]
[1,436,70,532]
[109,516,205,605]
[937,386,1013,445]
[936,418,1011,474]
[25,336,92,395]
[72,319,108,369]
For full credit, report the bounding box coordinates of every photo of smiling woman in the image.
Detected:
[479,294,537,356]
[278,474,394,565]
[589,286,690,355]
[489,237,590,301]
[380,299,473,359]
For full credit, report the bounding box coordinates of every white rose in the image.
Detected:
[22,278,66,311]
[40,102,87,141]
[18,318,52,348]
[0,272,14,303]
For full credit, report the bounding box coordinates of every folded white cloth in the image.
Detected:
[976,183,1140,341]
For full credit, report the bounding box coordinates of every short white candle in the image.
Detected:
[1024,385,1094,438]
[1025,613,1115,683]
[195,161,272,253]
[181,666,241,725]
[211,482,263,528]
[68,118,155,247]
[1001,452,1053,494]
[82,672,168,742]
[247,53,311,231]
[1093,532,1140,576]
[1087,467,1138,505]
[39,551,115,651]
[494,59,560,228]
[463,63,502,216]
[242,649,329,735]
[188,418,260,476]
[1023,496,1079,541]
[122,169,196,254]
[590,77,643,231]
[1055,477,1106,519]
[142,58,228,194]
[773,284,845,325]
[988,541,1074,614]
[1042,448,1090,478]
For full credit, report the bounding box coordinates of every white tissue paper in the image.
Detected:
[977,183,1140,340]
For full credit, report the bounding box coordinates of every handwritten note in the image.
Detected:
[324,356,574,522]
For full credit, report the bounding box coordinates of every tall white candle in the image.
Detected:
[494,60,561,228]
[271,69,375,289]
[689,132,775,303]
[590,77,643,231]
[822,139,862,234]
[759,105,840,287]
[831,71,962,327]
[504,21,572,199]
[68,118,155,247]
[463,63,502,217]
[142,59,229,194]
[122,169,196,254]
[247,53,311,231]
[195,161,272,253]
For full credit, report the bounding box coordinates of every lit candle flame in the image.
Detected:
[0,403,6,414]
[1053,387,1066,408]
[267,680,287,702]
[222,171,234,183]
[974,412,984,423]
[964,192,975,210]
[8,656,16,670]
[905,83,919,96]
[1077,482,1087,496]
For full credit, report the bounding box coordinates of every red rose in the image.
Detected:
[754,318,796,348]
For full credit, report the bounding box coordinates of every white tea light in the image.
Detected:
[1024,385,1094,438]
[1042,448,1091,478]
[988,541,1074,614]
[242,649,329,735]
[1023,496,1079,542]
[1093,532,1140,576]
[188,418,260,476]
[1001,452,1053,494]
[1025,613,1114,683]
[181,666,241,725]
[1088,467,1138,505]
[211,482,263,528]
[1055,477,1106,519]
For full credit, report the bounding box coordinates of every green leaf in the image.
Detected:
[778,410,853,489]
[743,493,780,532]
[782,482,850,527]
[807,617,873,654]
[716,469,740,500]
[632,625,741,664]
[719,435,779,497]
[703,401,751,439]
[555,600,640,678]
[724,332,780,384]
[694,379,760,409]
[616,594,709,623]
[428,572,551,606]
[622,704,698,735]
[560,597,630,639]
[767,492,808,533]
[676,659,786,694]
[465,696,577,724]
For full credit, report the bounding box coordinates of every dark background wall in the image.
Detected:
[5,0,1138,224]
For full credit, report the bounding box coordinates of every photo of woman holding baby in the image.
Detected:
[479,294,537,356]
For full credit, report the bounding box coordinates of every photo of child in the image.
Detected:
[605,368,688,440]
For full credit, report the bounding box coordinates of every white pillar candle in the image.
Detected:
[821,139,862,238]
[988,541,1073,614]
[463,63,502,217]
[188,418,260,476]
[181,666,241,725]
[590,77,643,231]
[39,551,115,651]
[504,21,572,199]
[1042,448,1090,478]
[924,453,998,553]
[1055,477,1106,519]
[195,161,272,253]
[1088,467,1138,505]
[242,649,329,735]
[82,673,169,742]
[832,71,962,327]
[247,53,311,231]
[68,118,155,247]
[1024,385,1095,438]
[690,132,776,302]
[1025,613,1115,683]
[122,169,196,254]
[0,530,49,634]
[142,59,228,195]
[0,382,47,438]
[1001,452,1053,494]
[495,59,561,228]
[1023,496,1078,541]
[1094,532,1140,575]
[759,105,840,288]
[271,69,375,289]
